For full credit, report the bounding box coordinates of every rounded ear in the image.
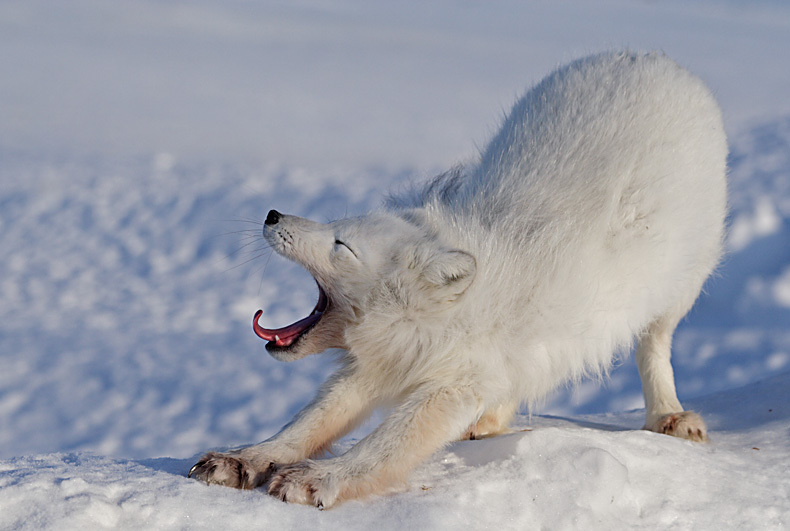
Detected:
[421,249,477,301]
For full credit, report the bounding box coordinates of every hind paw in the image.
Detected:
[461,403,515,440]
[646,411,708,442]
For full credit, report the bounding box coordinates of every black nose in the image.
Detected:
[265,209,281,226]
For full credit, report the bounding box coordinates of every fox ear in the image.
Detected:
[422,249,476,301]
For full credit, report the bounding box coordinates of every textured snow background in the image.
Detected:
[1,0,789,528]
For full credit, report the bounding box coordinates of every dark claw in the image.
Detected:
[187,459,213,484]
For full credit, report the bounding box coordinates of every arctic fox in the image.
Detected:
[189,51,727,508]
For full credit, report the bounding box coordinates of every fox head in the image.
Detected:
[256,209,476,361]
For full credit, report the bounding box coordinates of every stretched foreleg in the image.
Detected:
[267,383,480,508]
[189,365,376,489]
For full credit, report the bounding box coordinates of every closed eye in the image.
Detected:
[334,239,358,258]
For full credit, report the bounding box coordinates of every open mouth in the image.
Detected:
[252,283,328,351]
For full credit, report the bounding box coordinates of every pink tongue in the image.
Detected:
[253,310,322,347]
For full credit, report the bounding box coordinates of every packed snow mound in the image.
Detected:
[2,372,788,529]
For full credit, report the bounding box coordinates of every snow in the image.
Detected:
[3,376,789,529]
[1,0,789,527]
[3,0,790,169]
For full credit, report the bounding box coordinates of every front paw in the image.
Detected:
[188,451,274,489]
[267,461,340,509]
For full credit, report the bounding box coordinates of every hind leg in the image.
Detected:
[462,401,517,440]
[635,312,708,442]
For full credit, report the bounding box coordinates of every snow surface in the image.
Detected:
[1,0,789,528]
[2,375,789,529]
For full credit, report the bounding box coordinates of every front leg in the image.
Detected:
[189,365,375,489]
[268,383,479,508]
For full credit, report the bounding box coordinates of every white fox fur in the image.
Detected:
[189,51,727,508]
